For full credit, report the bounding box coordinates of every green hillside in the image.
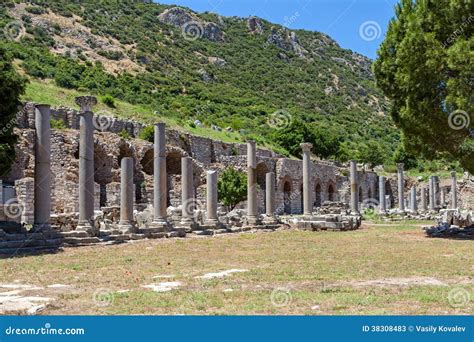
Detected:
[1,0,399,162]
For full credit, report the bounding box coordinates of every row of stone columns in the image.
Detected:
[27,102,462,233]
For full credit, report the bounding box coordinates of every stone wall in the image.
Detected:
[2,102,422,226]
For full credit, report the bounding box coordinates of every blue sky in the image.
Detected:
[156,0,399,59]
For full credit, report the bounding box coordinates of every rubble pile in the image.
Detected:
[424,209,473,238]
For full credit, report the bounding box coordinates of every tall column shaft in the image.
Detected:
[350,160,359,213]
[301,143,313,217]
[420,187,427,211]
[152,123,168,227]
[205,170,218,225]
[78,111,94,231]
[451,171,458,209]
[429,176,436,211]
[397,163,405,211]
[379,176,386,213]
[410,186,417,213]
[265,172,276,216]
[181,157,194,224]
[34,105,51,230]
[118,157,134,232]
[246,141,260,225]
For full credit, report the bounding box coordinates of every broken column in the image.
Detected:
[350,160,359,214]
[75,96,97,233]
[410,186,417,214]
[263,172,277,224]
[118,157,135,233]
[420,187,428,211]
[451,171,458,209]
[179,157,196,230]
[378,176,386,213]
[397,163,405,212]
[246,140,261,225]
[204,170,219,227]
[150,122,169,230]
[301,143,313,217]
[33,104,52,231]
[429,176,436,212]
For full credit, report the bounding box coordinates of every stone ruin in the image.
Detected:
[0,99,472,255]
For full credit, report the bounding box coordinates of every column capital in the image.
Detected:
[451,171,457,178]
[396,163,404,171]
[75,95,97,112]
[34,103,51,110]
[300,142,313,152]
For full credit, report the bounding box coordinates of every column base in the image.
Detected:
[76,220,94,235]
[262,215,279,224]
[32,223,53,233]
[117,221,137,234]
[147,220,171,232]
[203,219,225,229]
[246,215,262,226]
[177,219,199,233]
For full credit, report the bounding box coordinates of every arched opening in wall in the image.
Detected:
[359,186,363,202]
[283,180,292,214]
[314,183,322,208]
[327,184,335,201]
[166,151,184,207]
[166,152,182,175]
[140,148,154,176]
[94,143,115,207]
[367,187,372,200]
[256,163,268,209]
[300,183,304,214]
[375,180,380,201]
[385,180,394,208]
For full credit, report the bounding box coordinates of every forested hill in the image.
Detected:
[0,1,399,163]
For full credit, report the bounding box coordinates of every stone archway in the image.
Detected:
[166,151,184,207]
[359,186,363,202]
[327,183,335,201]
[256,162,268,211]
[299,183,304,214]
[283,180,292,214]
[140,148,154,176]
[385,180,394,208]
[315,183,322,208]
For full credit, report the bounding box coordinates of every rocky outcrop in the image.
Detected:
[157,7,224,42]
[247,17,264,34]
[267,28,306,57]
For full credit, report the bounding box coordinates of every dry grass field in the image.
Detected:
[1,222,473,315]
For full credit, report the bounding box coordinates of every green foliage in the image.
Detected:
[374,0,473,173]
[138,125,154,142]
[0,1,399,164]
[217,167,247,211]
[100,94,116,108]
[118,129,130,140]
[0,43,26,176]
[50,118,66,130]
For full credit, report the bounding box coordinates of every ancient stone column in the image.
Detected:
[378,176,386,213]
[180,157,195,228]
[451,171,458,209]
[350,160,359,214]
[420,187,427,211]
[263,172,277,224]
[300,143,313,217]
[150,122,169,230]
[440,187,446,207]
[118,157,135,233]
[429,176,436,211]
[410,186,417,214]
[397,163,405,211]
[246,140,260,225]
[33,104,52,231]
[205,170,219,226]
[266,172,276,216]
[75,96,97,233]
[434,176,440,208]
